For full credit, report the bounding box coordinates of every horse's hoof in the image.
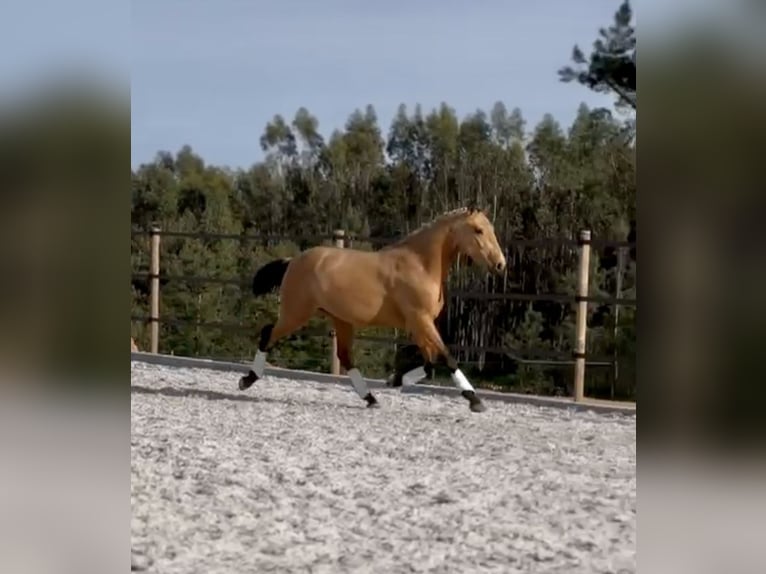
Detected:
[461,390,486,413]
[364,394,380,408]
[239,370,259,391]
[469,400,487,413]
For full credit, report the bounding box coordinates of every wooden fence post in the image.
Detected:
[150,227,161,354]
[612,245,627,399]
[330,229,345,375]
[573,229,591,402]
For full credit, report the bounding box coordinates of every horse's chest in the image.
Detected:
[396,274,443,318]
[437,285,445,310]
[429,285,446,317]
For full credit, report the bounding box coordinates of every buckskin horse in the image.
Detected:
[238,206,507,413]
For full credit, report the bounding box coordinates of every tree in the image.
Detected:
[559,0,636,111]
[131,100,636,399]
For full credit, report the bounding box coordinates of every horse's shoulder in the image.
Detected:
[386,250,421,272]
[388,254,437,288]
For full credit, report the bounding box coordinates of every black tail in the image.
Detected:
[252,258,291,297]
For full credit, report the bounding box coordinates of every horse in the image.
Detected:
[238,206,507,413]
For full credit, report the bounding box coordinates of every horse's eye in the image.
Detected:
[473,227,483,235]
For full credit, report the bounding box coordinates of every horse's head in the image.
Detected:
[450,208,506,275]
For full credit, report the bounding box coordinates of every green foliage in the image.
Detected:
[131,99,636,401]
[559,0,636,112]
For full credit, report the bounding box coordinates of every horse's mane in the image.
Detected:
[382,206,475,249]
[419,207,472,230]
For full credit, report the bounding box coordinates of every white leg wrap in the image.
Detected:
[347,368,370,399]
[252,350,267,377]
[451,368,475,392]
[402,366,427,386]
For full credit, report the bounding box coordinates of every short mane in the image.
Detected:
[379,207,472,250]
[410,206,472,235]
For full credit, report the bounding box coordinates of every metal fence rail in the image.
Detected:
[129,272,637,306]
[131,227,636,402]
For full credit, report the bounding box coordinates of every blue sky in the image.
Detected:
[130,0,636,169]
[2,1,650,170]
[1,0,129,97]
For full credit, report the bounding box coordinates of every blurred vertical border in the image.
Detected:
[639,0,766,572]
[0,1,129,573]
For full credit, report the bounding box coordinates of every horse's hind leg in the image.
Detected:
[333,317,379,409]
[406,313,486,413]
[387,343,434,387]
[238,293,316,390]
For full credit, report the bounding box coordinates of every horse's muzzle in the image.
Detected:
[494,260,506,274]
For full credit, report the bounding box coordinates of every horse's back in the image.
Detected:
[282,246,403,326]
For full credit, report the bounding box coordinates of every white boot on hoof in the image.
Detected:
[241,351,267,390]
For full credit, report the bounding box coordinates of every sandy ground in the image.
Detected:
[131,361,635,573]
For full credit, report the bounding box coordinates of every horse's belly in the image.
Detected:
[318,286,403,328]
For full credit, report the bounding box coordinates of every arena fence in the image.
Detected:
[131,228,636,403]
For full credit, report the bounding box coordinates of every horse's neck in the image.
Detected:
[406,225,458,283]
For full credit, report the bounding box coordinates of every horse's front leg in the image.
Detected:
[406,314,486,413]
